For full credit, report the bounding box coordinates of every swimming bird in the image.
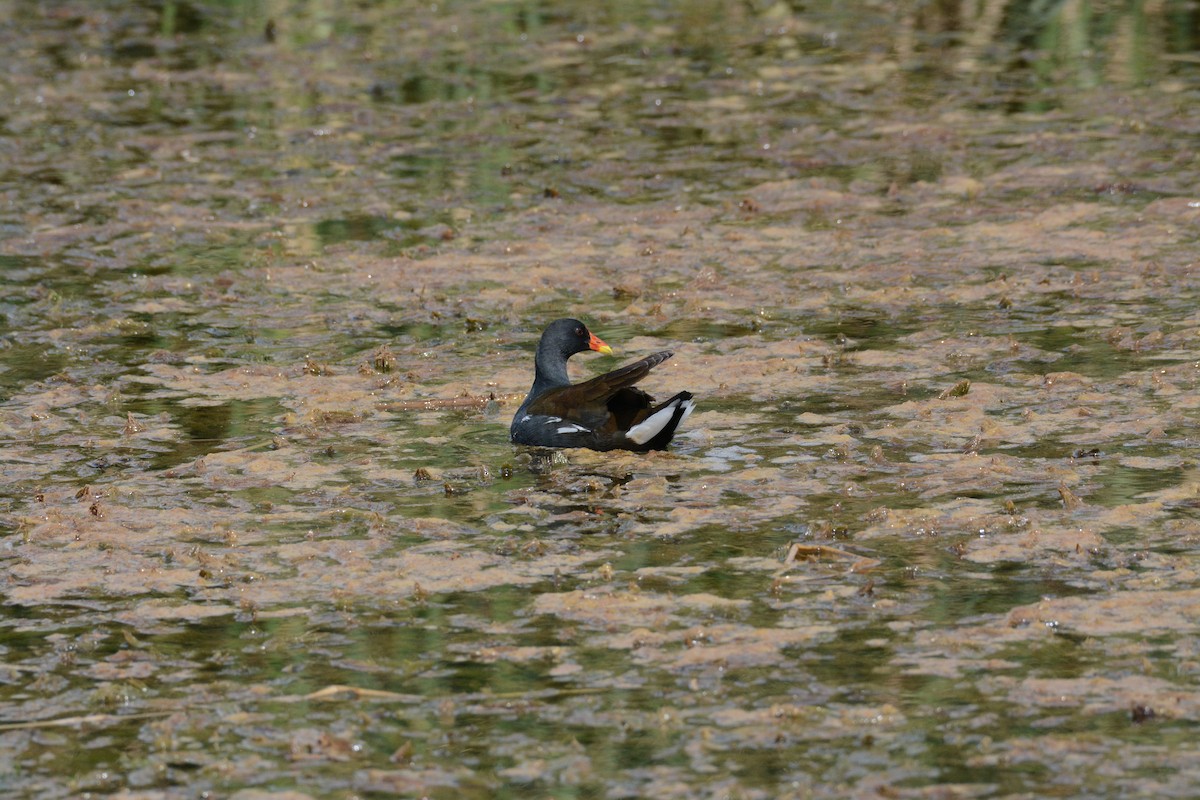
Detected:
[510,318,694,451]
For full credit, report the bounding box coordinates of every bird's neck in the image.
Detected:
[531,344,571,395]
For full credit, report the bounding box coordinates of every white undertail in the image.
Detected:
[626,398,695,445]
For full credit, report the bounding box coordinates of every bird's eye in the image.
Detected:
[575,327,584,337]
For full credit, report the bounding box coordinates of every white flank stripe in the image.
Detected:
[626,402,681,445]
[556,424,590,434]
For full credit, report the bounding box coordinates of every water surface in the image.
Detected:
[2,1,1200,798]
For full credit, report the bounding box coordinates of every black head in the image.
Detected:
[538,318,612,358]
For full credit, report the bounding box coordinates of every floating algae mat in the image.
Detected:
[2,2,1200,797]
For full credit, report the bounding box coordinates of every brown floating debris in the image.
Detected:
[938,379,971,399]
[390,741,414,765]
[309,410,363,425]
[301,685,420,703]
[1058,483,1083,510]
[781,543,880,571]
[372,344,397,373]
[303,358,332,376]
[379,392,519,412]
[0,711,172,732]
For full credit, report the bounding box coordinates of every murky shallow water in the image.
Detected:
[2,1,1200,797]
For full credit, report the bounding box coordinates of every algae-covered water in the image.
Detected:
[2,1,1200,797]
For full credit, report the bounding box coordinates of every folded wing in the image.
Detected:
[525,351,674,416]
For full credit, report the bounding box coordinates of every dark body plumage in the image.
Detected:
[510,318,694,452]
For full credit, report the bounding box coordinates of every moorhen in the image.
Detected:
[510,318,694,451]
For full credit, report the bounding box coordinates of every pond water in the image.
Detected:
[2,1,1200,798]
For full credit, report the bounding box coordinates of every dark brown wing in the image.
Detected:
[526,351,673,416]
